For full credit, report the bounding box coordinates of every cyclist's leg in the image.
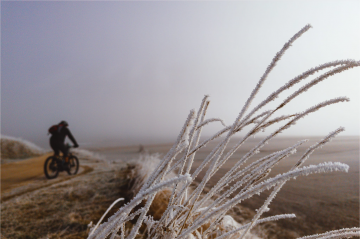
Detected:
[58,143,70,170]
[50,140,60,156]
[59,144,69,159]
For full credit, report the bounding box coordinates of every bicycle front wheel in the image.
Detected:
[44,156,59,179]
[67,155,79,175]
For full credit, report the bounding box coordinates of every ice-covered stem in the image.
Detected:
[89,212,126,239]
[180,25,313,221]
[245,114,298,134]
[237,59,358,130]
[239,128,345,239]
[154,100,213,235]
[140,110,195,192]
[169,125,230,215]
[184,95,210,175]
[125,171,191,239]
[198,140,306,224]
[177,147,225,234]
[127,192,157,239]
[220,60,360,172]
[216,214,296,239]
[161,109,196,179]
[89,174,192,239]
[161,100,210,229]
[278,62,360,109]
[89,198,124,237]
[212,113,298,182]
[191,97,348,223]
[188,125,231,158]
[234,24,311,127]
[225,151,279,187]
[224,140,305,199]
[243,110,272,126]
[297,227,360,239]
[187,112,271,177]
[185,112,268,175]
[219,62,357,182]
[157,97,208,233]
[182,114,245,225]
[239,127,346,239]
[204,112,285,196]
[240,182,285,239]
[179,96,209,176]
[165,110,219,176]
[174,136,226,208]
[193,25,313,202]
[208,96,349,201]
[120,223,125,239]
[178,162,349,239]
[188,111,270,159]
[227,61,357,172]
[293,127,345,169]
[196,117,227,129]
[187,112,272,185]
[165,156,186,175]
[161,142,224,230]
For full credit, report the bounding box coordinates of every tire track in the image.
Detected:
[1,165,93,202]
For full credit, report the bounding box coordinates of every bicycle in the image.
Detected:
[44,144,79,179]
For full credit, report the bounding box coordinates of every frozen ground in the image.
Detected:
[92,136,359,238]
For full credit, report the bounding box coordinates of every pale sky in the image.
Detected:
[1,1,359,149]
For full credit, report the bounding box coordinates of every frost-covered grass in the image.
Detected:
[1,164,129,239]
[0,135,46,159]
[88,25,360,239]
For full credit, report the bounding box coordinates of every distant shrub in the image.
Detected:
[0,135,46,159]
[88,25,360,239]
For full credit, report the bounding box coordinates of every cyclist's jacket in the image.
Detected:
[50,124,78,146]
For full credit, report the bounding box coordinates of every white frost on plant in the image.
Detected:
[88,25,359,239]
[297,227,360,239]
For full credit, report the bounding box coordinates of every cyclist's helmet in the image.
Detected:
[59,120,69,126]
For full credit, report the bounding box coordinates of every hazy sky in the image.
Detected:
[1,1,359,149]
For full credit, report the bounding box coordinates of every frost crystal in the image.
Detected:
[88,25,359,239]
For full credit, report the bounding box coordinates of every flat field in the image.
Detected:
[95,136,359,238]
[2,136,358,238]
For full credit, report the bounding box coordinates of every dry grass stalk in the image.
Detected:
[88,25,360,239]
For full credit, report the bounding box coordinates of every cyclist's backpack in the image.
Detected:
[48,125,59,135]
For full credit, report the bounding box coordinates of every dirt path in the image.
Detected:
[1,154,93,202]
[1,154,52,193]
[1,154,127,239]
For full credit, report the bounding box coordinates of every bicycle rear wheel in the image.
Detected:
[44,156,59,179]
[67,155,79,175]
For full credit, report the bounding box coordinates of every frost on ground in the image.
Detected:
[1,144,125,239]
[1,135,46,160]
[1,162,126,239]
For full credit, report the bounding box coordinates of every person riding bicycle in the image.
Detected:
[48,120,79,160]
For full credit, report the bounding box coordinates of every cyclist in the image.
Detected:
[49,120,79,161]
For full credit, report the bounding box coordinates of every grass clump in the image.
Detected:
[88,25,360,239]
[1,135,45,160]
[1,165,131,239]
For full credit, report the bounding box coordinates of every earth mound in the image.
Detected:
[1,135,46,159]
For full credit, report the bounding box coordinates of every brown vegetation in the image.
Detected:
[1,137,44,160]
[1,163,127,238]
[1,154,52,193]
